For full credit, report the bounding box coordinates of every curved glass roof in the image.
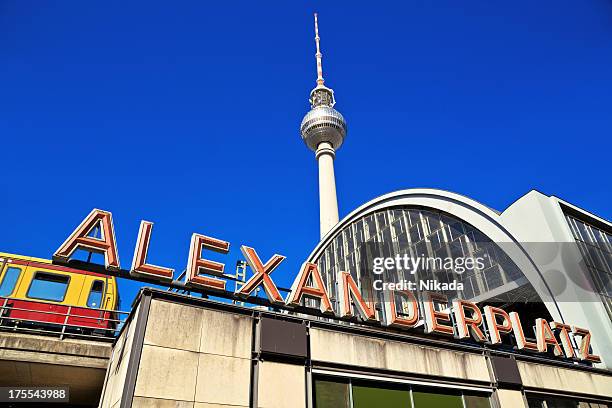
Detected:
[312,206,544,318]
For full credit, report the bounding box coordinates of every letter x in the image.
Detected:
[236,246,285,305]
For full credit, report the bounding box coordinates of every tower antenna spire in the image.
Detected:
[314,13,324,86]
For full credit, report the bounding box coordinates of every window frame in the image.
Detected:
[86,279,106,309]
[26,271,71,303]
[313,370,493,408]
[0,266,22,297]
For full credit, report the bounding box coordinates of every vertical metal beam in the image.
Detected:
[249,313,260,408]
[305,322,313,408]
[120,290,152,408]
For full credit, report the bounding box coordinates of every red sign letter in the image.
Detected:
[130,221,174,281]
[550,322,576,359]
[384,290,419,328]
[424,293,454,336]
[535,318,563,356]
[54,209,120,270]
[484,306,512,345]
[236,246,285,305]
[337,271,377,321]
[185,233,229,291]
[572,326,601,363]
[286,262,333,314]
[453,300,486,342]
[510,312,539,352]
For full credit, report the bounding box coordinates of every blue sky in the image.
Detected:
[1,1,610,307]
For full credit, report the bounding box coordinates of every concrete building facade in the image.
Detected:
[99,289,612,408]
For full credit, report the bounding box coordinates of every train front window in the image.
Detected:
[0,267,21,297]
[27,272,69,302]
[87,280,104,308]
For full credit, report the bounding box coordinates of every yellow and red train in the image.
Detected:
[0,252,119,334]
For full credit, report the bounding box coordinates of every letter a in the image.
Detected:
[54,209,120,270]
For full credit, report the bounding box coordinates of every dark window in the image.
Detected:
[464,394,492,408]
[0,267,21,297]
[527,397,546,408]
[527,395,611,408]
[87,280,105,308]
[314,378,350,408]
[27,272,69,302]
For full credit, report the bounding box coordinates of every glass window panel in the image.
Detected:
[527,397,546,408]
[607,233,612,251]
[450,239,465,259]
[462,276,476,299]
[319,253,327,272]
[576,220,594,244]
[424,212,441,234]
[352,384,410,408]
[0,267,21,297]
[314,378,350,408]
[594,230,610,251]
[464,394,491,408]
[355,220,365,247]
[392,210,404,226]
[347,254,356,278]
[383,228,393,247]
[328,250,335,269]
[365,216,377,239]
[586,245,609,273]
[376,212,388,230]
[443,218,465,241]
[429,230,442,250]
[409,223,422,243]
[398,228,409,252]
[412,389,463,408]
[593,270,612,297]
[346,227,355,254]
[27,272,69,302]
[406,210,419,226]
[336,235,345,259]
[484,265,503,290]
[603,251,612,273]
[87,280,105,308]
[336,257,346,272]
[544,397,580,408]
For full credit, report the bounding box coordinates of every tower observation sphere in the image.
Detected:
[301,13,347,239]
[300,88,347,151]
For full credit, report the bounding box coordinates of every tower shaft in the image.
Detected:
[316,142,339,238]
[300,13,347,240]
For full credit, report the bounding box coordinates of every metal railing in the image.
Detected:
[0,297,129,342]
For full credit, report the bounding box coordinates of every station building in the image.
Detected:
[99,283,612,408]
[95,187,611,408]
[96,13,612,408]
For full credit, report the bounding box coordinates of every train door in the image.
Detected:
[70,278,108,329]
[101,278,118,333]
[101,277,116,310]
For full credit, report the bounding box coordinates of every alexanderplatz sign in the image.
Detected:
[52,209,601,364]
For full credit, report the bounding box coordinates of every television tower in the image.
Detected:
[300,13,347,239]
